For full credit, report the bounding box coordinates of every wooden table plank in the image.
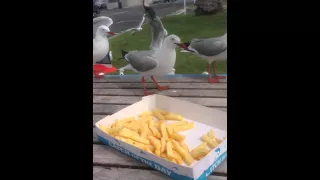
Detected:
[93,144,227,174]
[93,96,227,107]
[93,89,227,98]
[93,115,107,126]
[93,167,227,180]
[93,104,128,115]
[93,104,227,115]
[93,77,227,83]
[93,82,227,90]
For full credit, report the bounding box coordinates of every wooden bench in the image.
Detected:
[93,75,227,180]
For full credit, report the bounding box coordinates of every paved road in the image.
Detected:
[99,0,194,33]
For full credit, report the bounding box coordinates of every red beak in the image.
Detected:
[175,43,188,49]
[108,32,116,35]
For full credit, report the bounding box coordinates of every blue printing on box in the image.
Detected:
[98,135,227,180]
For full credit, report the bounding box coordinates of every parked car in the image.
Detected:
[153,0,162,3]
[93,1,100,14]
[94,0,107,9]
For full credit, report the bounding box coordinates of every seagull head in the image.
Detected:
[97,25,116,37]
[165,34,187,49]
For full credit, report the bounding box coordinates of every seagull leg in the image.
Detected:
[208,63,219,83]
[151,76,169,90]
[213,61,226,79]
[142,76,155,96]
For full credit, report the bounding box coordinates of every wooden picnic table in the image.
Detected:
[93,75,227,180]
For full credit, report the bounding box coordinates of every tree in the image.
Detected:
[194,0,223,15]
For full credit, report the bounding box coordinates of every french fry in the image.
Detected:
[142,123,153,136]
[201,134,219,148]
[166,141,175,160]
[195,155,205,161]
[161,153,167,158]
[119,116,136,124]
[146,145,155,152]
[164,113,184,121]
[170,132,185,141]
[191,148,210,159]
[149,120,161,138]
[125,121,141,132]
[155,149,161,157]
[118,128,149,145]
[191,142,207,153]
[145,148,154,154]
[160,122,169,140]
[118,127,139,137]
[133,141,146,149]
[131,136,150,145]
[102,125,123,135]
[171,159,177,164]
[208,130,216,138]
[160,137,166,153]
[111,123,115,128]
[215,138,222,144]
[115,136,127,143]
[173,150,183,165]
[139,126,148,139]
[171,139,194,165]
[174,122,194,132]
[153,110,165,120]
[126,139,134,145]
[139,111,153,117]
[148,136,161,150]
[179,141,190,152]
[154,108,169,115]
[166,125,173,136]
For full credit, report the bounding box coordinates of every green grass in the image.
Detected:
[109,12,227,74]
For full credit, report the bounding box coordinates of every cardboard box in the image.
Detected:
[95,94,227,180]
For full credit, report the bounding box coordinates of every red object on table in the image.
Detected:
[93,64,117,78]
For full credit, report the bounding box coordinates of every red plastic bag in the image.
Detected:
[93,64,117,78]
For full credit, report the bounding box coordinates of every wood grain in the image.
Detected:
[93,82,227,90]
[93,104,128,115]
[93,89,227,98]
[93,144,227,174]
[93,167,227,180]
[93,104,227,115]
[93,96,227,107]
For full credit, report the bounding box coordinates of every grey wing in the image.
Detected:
[149,17,167,50]
[93,16,113,37]
[191,38,227,56]
[126,51,158,72]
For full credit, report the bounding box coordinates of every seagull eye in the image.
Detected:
[171,38,174,41]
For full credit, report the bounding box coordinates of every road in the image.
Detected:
[99,0,194,33]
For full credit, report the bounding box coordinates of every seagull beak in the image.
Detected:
[175,43,188,49]
[108,32,116,35]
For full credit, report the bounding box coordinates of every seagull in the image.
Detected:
[126,14,146,35]
[143,0,168,50]
[181,33,227,83]
[118,0,170,75]
[93,16,117,77]
[120,34,187,96]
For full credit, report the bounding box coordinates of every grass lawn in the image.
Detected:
[109,12,227,74]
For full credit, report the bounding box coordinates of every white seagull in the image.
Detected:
[93,16,117,77]
[181,33,227,83]
[121,34,186,96]
[118,0,170,75]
